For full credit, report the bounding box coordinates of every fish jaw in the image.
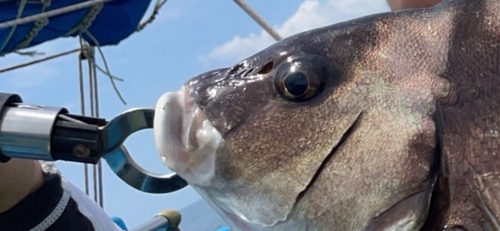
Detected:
[153,88,276,231]
[153,86,223,186]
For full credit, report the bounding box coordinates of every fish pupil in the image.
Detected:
[285,72,309,96]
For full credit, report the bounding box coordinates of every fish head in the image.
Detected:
[154,2,454,230]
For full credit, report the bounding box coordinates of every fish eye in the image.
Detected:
[274,55,329,101]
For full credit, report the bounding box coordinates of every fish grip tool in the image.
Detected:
[0,92,187,194]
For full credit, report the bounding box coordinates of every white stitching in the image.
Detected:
[29,189,71,231]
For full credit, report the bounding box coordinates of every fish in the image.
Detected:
[153,0,500,230]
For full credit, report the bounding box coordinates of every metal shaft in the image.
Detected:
[232,0,282,41]
[0,105,66,160]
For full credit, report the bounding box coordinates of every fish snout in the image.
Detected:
[184,68,231,109]
[153,86,223,186]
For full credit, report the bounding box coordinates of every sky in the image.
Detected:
[0,0,390,229]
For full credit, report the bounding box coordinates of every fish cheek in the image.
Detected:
[294,100,439,230]
[211,92,362,227]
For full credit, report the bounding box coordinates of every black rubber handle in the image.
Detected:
[50,114,107,164]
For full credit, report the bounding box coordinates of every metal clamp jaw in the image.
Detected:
[99,108,187,194]
[0,93,187,194]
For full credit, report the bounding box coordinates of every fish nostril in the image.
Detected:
[227,63,257,78]
[241,68,255,77]
[258,61,274,74]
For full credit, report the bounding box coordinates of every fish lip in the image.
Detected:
[153,86,222,185]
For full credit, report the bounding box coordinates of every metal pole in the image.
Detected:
[80,41,104,208]
[232,0,282,41]
[77,45,90,196]
[0,0,115,29]
[91,56,104,208]
[87,52,98,204]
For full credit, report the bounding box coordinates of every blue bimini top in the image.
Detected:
[0,0,152,56]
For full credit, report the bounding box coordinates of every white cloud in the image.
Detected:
[199,0,390,67]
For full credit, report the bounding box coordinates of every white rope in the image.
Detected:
[0,0,128,105]
[0,48,79,73]
[0,0,115,29]
[64,2,103,37]
[0,0,107,56]
[136,0,169,32]
[14,0,52,52]
[62,1,127,105]
[82,31,127,105]
[0,0,28,54]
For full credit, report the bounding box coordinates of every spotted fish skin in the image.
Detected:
[154,0,500,230]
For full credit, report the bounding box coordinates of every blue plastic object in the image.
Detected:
[215,227,231,231]
[0,0,152,55]
[111,216,128,230]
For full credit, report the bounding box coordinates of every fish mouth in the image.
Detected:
[153,86,223,185]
